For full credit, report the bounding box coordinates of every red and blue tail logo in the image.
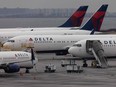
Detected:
[81,4,108,31]
[59,6,88,27]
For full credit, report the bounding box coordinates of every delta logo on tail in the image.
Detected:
[81,4,108,31]
[92,5,108,31]
[59,6,88,27]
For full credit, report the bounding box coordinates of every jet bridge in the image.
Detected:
[86,40,108,68]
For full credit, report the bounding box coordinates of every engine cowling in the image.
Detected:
[56,47,69,55]
[56,51,68,55]
[4,64,20,73]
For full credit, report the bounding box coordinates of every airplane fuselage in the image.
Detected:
[0,30,98,44]
[3,35,116,55]
[68,38,116,58]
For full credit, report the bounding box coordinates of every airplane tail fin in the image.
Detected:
[81,4,108,31]
[59,6,88,27]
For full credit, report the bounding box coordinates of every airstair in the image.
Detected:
[86,40,108,68]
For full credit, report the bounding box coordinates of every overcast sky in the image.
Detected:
[0,0,115,12]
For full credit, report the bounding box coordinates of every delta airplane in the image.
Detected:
[68,38,116,68]
[0,4,108,44]
[3,35,116,55]
[68,38,116,58]
[0,48,37,73]
[0,6,88,32]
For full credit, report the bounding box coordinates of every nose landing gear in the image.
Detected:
[82,59,88,67]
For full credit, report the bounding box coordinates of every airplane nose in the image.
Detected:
[3,43,12,50]
[68,47,79,57]
[68,47,75,54]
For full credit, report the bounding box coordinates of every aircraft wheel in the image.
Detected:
[82,59,88,67]
[83,63,88,67]
[25,69,30,73]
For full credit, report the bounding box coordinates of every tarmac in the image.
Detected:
[0,59,116,87]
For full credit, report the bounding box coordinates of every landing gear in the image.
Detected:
[82,59,88,67]
[25,68,30,73]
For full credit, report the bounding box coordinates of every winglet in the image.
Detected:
[59,6,88,27]
[81,4,108,31]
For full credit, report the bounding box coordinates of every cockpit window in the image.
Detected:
[73,44,82,47]
[7,40,15,43]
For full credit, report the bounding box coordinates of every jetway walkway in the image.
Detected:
[86,40,108,68]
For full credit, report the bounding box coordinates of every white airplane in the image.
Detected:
[0,30,98,44]
[68,38,116,68]
[3,35,116,55]
[0,48,37,73]
[0,4,108,44]
[0,6,88,32]
[68,38,116,58]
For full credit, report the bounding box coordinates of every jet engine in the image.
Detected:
[4,64,20,73]
[56,50,68,55]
